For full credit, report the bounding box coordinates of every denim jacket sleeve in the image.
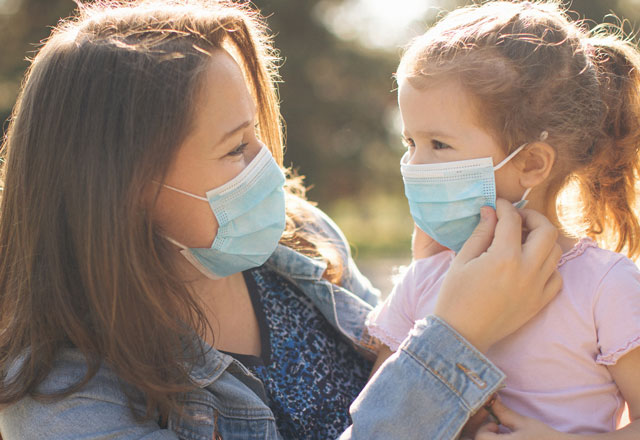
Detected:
[340,315,505,440]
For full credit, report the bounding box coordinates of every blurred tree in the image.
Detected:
[251,0,401,208]
[0,0,76,128]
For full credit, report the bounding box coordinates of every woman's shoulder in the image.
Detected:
[2,348,134,409]
[0,349,170,439]
[288,195,350,249]
[279,195,381,307]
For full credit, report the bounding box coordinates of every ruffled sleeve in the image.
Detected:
[365,265,415,351]
[366,252,454,351]
[594,257,640,365]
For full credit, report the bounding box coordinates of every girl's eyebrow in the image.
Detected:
[416,129,457,140]
[404,129,457,141]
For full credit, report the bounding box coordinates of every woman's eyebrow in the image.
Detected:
[217,120,252,145]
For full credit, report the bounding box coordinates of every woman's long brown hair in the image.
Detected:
[0,0,341,421]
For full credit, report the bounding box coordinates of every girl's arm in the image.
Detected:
[368,344,393,379]
[341,201,563,439]
[476,348,640,440]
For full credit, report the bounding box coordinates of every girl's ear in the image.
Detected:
[514,142,556,188]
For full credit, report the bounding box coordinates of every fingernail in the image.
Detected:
[480,206,489,221]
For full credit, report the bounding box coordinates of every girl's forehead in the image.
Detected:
[398,78,483,134]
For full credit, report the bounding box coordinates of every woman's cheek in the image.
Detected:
[152,188,219,248]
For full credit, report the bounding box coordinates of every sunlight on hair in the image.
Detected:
[557,175,640,262]
[314,0,458,50]
[556,176,589,239]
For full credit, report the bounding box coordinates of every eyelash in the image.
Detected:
[402,137,415,149]
[402,138,451,150]
[431,140,450,150]
[228,142,249,156]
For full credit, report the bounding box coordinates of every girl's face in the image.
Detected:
[152,49,264,249]
[398,78,527,203]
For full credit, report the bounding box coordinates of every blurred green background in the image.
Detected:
[1,0,639,292]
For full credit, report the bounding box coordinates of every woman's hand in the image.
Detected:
[434,199,563,353]
[475,399,566,440]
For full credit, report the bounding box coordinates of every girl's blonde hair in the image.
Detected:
[0,0,341,423]
[398,0,640,258]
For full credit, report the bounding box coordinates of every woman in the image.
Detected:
[0,1,561,438]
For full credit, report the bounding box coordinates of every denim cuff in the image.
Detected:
[399,315,505,412]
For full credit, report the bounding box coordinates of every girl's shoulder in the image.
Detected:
[558,238,640,365]
[400,250,456,292]
[558,237,637,278]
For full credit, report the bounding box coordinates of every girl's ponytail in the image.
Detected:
[577,36,640,257]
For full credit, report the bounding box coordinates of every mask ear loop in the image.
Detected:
[493,131,549,171]
[494,143,528,171]
[161,183,209,201]
[162,235,223,280]
[163,235,189,250]
[514,187,533,209]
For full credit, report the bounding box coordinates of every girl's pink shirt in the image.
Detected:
[366,238,640,434]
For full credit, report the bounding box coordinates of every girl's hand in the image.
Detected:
[475,399,567,440]
[434,199,563,352]
[411,224,447,260]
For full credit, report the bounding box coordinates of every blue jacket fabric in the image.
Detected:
[0,204,504,439]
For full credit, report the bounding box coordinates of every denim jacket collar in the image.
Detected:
[266,244,328,281]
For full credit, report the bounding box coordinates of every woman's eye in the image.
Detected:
[228,142,248,156]
[402,137,415,149]
[432,140,451,150]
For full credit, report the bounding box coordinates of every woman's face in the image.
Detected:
[152,49,263,248]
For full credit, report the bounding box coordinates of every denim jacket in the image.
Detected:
[0,205,505,440]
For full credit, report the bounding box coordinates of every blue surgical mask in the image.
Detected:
[163,146,286,279]
[401,143,532,253]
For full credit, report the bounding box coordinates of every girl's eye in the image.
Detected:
[432,140,451,150]
[402,137,416,149]
[228,142,248,157]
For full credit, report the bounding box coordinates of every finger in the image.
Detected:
[519,207,557,233]
[540,270,563,306]
[455,205,497,264]
[489,400,527,431]
[487,199,522,257]
[477,422,500,433]
[537,243,562,283]
[475,422,500,439]
[520,209,559,265]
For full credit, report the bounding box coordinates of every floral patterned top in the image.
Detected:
[221,267,372,439]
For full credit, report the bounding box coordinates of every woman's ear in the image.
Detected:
[514,142,555,188]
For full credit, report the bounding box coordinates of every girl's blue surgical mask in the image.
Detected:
[162,146,286,279]
[401,141,536,253]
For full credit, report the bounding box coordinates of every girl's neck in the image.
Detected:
[524,191,579,254]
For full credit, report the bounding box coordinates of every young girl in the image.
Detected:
[367,1,640,437]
